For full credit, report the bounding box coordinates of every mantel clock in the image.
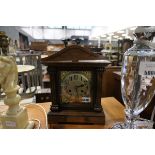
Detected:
[41,45,110,126]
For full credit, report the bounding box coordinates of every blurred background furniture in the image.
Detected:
[17,64,37,98]
[117,39,133,65]
[0,31,9,56]
[30,41,48,52]
[14,51,43,100]
[15,51,43,87]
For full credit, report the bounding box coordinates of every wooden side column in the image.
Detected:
[93,67,105,112]
[47,67,60,112]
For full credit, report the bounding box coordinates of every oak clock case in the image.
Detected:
[41,45,110,126]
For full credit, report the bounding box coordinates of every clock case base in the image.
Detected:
[47,110,105,127]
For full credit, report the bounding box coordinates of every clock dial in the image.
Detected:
[61,71,92,103]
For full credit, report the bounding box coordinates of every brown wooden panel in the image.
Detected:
[102,66,121,97]
[30,41,48,51]
[48,110,105,124]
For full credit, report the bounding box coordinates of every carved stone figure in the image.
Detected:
[0,56,34,128]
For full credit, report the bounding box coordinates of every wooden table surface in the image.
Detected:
[0,97,125,129]
[17,65,35,73]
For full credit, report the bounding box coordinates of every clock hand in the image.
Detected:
[76,84,84,88]
[75,84,84,97]
[75,84,86,98]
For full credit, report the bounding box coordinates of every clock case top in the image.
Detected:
[41,45,110,67]
[41,45,110,112]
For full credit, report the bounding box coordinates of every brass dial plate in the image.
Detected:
[60,71,92,103]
